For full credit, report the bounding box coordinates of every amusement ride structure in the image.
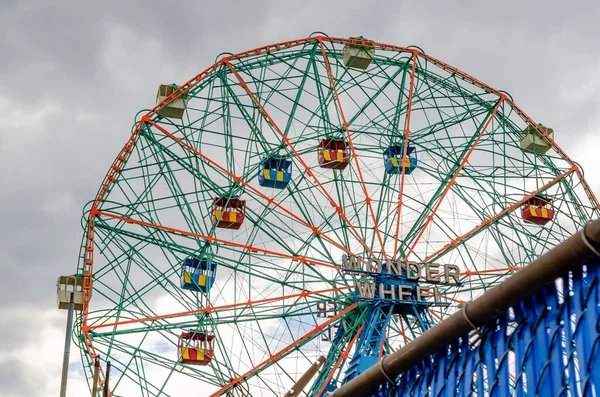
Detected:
[57,34,600,396]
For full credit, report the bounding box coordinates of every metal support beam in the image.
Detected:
[59,294,75,397]
[284,356,326,397]
[103,361,111,397]
[331,219,600,397]
[91,356,100,397]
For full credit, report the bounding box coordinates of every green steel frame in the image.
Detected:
[73,34,599,396]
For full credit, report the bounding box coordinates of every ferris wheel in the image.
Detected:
[71,34,599,396]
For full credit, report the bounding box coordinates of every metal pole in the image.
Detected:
[91,356,100,397]
[283,355,326,397]
[103,361,111,397]
[59,294,75,397]
[331,219,600,397]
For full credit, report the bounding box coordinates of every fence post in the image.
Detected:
[91,356,100,397]
[59,294,75,397]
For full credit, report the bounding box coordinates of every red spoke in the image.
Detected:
[421,167,576,263]
[502,99,600,215]
[79,61,223,396]
[441,295,466,305]
[95,210,341,271]
[87,286,349,331]
[392,52,418,260]
[316,324,365,396]
[404,98,504,261]
[429,309,442,322]
[399,316,408,346]
[462,266,520,276]
[210,303,359,396]
[317,38,388,261]
[145,118,359,259]
[223,59,377,260]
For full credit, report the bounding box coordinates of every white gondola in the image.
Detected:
[156,84,188,119]
[342,37,375,70]
[520,124,554,155]
[56,275,85,311]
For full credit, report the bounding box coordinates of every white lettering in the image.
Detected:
[398,285,413,300]
[416,286,441,302]
[425,264,440,283]
[406,261,420,280]
[342,254,362,271]
[358,282,376,298]
[343,255,462,286]
[444,264,460,284]
[368,257,382,272]
[416,286,430,300]
[389,261,402,276]
[379,284,396,300]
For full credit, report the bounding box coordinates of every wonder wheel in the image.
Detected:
[73,34,599,396]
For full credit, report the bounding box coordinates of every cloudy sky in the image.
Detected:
[1,0,599,396]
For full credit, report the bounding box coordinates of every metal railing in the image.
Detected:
[331,219,600,397]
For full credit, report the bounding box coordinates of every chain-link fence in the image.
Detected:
[390,258,600,396]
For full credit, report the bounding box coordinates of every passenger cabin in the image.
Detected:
[178,332,215,366]
[258,157,292,189]
[383,145,418,175]
[156,84,188,119]
[318,139,350,170]
[212,197,246,229]
[521,196,555,226]
[342,37,375,70]
[180,257,217,293]
[56,274,85,311]
[520,124,554,155]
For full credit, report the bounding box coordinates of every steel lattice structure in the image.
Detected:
[73,34,599,396]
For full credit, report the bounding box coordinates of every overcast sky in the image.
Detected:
[1,1,599,396]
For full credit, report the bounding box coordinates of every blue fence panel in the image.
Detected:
[388,258,600,397]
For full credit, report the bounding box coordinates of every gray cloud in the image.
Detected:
[0,359,39,396]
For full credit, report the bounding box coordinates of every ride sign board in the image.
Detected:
[341,254,462,306]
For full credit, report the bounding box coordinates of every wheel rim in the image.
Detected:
[75,35,599,396]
